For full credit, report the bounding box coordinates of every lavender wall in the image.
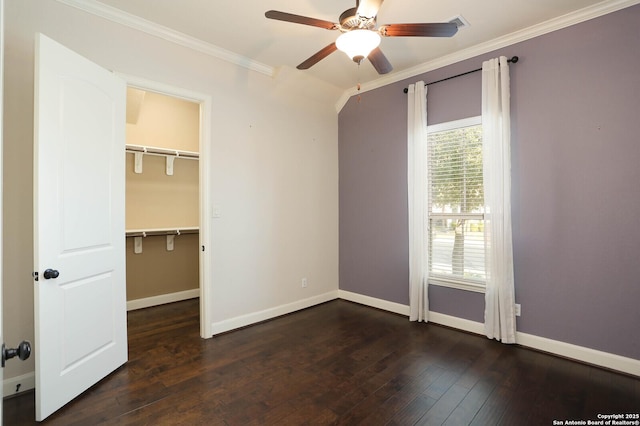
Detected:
[339,5,640,360]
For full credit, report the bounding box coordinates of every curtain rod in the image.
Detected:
[402,56,519,94]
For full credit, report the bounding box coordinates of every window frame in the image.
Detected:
[426,116,486,294]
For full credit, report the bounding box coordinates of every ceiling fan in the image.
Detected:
[265,0,458,74]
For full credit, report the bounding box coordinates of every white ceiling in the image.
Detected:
[80,0,633,90]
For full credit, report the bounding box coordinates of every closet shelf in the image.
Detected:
[125,144,199,159]
[126,226,199,238]
[126,144,198,175]
[126,227,199,254]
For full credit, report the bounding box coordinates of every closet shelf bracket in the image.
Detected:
[166,234,175,251]
[166,155,175,176]
[126,227,199,254]
[134,152,144,174]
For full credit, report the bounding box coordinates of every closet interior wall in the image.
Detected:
[125,89,200,305]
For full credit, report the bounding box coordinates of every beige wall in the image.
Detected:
[125,91,200,301]
[3,0,340,383]
[126,234,199,301]
[126,146,199,230]
[126,90,199,153]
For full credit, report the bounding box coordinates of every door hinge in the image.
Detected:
[33,271,39,282]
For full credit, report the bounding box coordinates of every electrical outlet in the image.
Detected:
[301,278,308,288]
[515,303,521,317]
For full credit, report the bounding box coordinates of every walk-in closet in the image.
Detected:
[125,88,200,309]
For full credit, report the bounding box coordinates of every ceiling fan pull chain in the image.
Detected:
[356,62,362,103]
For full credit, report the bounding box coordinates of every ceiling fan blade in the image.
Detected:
[297,43,338,70]
[380,23,458,37]
[265,10,338,30]
[356,0,384,19]
[368,47,393,74]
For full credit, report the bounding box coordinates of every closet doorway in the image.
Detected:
[122,76,213,338]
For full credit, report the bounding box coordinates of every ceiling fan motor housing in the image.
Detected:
[339,8,375,31]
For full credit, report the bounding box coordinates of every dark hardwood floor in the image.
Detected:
[4,299,640,425]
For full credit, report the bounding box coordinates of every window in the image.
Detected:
[427,116,485,292]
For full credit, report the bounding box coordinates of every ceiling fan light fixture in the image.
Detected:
[336,29,381,63]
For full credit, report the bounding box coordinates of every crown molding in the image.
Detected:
[55,0,274,77]
[335,0,640,112]
[52,0,639,111]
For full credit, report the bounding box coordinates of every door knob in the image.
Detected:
[1,341,31,367]
[43,269,60,279]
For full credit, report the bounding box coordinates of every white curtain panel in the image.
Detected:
[407,81,429,322]
[482,57,516,343]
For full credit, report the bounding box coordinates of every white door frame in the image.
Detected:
[1,0,5,418]
[119,73,213,339]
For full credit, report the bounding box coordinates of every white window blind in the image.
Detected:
[427,117,485,291]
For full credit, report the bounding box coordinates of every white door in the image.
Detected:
[33,33,127,421]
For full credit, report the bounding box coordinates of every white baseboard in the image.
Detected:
[341,292,640,377]
[515,331,640,377]
[428,311,486,335]
[3,372,35,397]
[210,291,340,335]
[126,288,200,311]
[338,290,410,316]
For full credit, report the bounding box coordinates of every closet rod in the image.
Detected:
[125,144,199,159]
[402,56,518,93]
